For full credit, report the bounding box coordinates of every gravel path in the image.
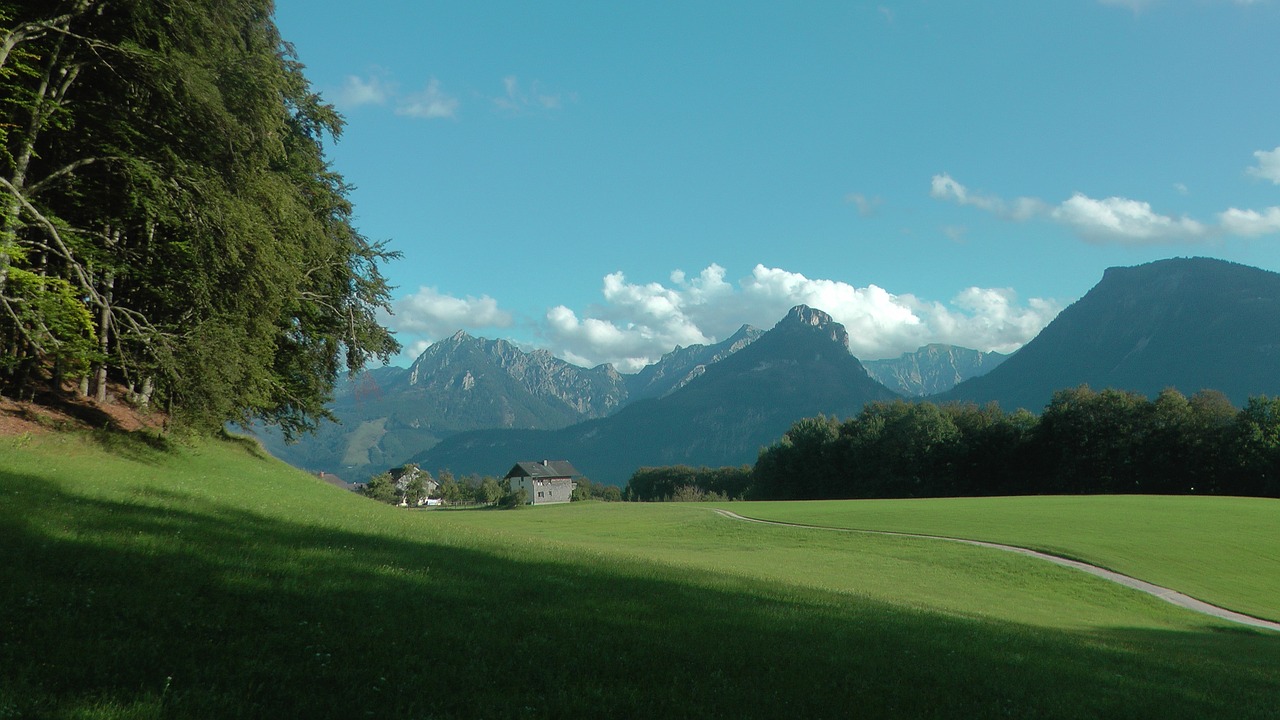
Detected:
[712,509,1280,633]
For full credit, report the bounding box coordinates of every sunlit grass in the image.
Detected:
[713,496,1280,622]
[1,432,1277,718]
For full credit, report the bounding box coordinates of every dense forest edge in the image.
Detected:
[0,1,397,437]
[624,386,1280,501]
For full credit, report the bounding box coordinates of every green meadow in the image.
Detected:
[723,496,1280,623]
[2,433,1278,718]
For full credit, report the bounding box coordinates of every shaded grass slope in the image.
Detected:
[1,432,1277,719]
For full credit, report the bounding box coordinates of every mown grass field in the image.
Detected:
[719,496,1280,623]
[2,432,1278,718]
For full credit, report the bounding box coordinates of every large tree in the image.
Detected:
[0,0,398,436]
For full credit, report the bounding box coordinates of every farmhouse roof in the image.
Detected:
[505,460,582,480]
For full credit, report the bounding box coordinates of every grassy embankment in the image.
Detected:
[2,431,1278,718]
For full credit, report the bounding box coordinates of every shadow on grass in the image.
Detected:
[1,471,1277,720]
[87,427,177,464]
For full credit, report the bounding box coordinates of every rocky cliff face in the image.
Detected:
[863,344,1008,397]
[625,324,764,400]
[408,331,628,418]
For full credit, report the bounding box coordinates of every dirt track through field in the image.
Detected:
[712,509,1280,633]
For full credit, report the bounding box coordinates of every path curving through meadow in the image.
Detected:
[712,509,1280,633]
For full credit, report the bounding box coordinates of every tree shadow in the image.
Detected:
[1,471,1276,719]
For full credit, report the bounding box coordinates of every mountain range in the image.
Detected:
[256,256,1280,486]
[940,257,1280,411]
[862,344,1007,396]
[253,323,766,480]
[411,305,898,484]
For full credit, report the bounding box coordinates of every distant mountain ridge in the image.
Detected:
[412,305,900,484]
[258,256,1280,487]
[941,257,1280,411]
[627,324,765,401]
[252,324,767,480]
[863,344,1007,397]
[405,330,627,423]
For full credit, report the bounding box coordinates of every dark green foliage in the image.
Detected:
[0,1,397,436]
[361,472,397,504]
[570,476,622,501]
[480,476,503,505]
[749,389,1280,500]
[500,486,529,508]
[626,464,753,501]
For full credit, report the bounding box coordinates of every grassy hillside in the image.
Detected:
[2,432,1278,718]
[725,496,1280,623]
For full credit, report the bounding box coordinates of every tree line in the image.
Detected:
[1,1,396,435]
[626,387,1280,500]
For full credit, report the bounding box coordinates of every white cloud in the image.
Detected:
[930,174,1047,220]
[1247,146,1280,184]
[1219,207,1280,237]
[493,76,564,113]
[387,286,512,338]
[1050,193,1207,243]
[539,264,1062,370]
[924,288,1062,355]
[932,165,1280,243]
[336,73,393,108]
[396,78,459,119]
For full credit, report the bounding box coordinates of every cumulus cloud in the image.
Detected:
[336,73,393,108]
[387,286,513,339]
[539,265,1062,371]
[1218,206,1280,237]
[1050,193,1207,243]
[1248,146,1280,184]
[395,78,460,119]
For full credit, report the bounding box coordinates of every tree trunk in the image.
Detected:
[92,228,118,404]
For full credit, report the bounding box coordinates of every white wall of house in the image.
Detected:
[513,477,575,504]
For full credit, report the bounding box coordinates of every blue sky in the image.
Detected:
[273,0,1280,371]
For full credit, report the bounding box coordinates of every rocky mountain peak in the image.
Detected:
[776,305,849,349]
[782,304,833,327]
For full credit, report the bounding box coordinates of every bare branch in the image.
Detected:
[27,157,112,195]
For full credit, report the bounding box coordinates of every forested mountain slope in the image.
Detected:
[940,258,1280,411]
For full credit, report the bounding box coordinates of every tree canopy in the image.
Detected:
[742,390,1279,500]
[0,0,398,435]
[630,389,1280,501]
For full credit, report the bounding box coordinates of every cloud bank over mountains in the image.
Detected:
[387,265,1062,372]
